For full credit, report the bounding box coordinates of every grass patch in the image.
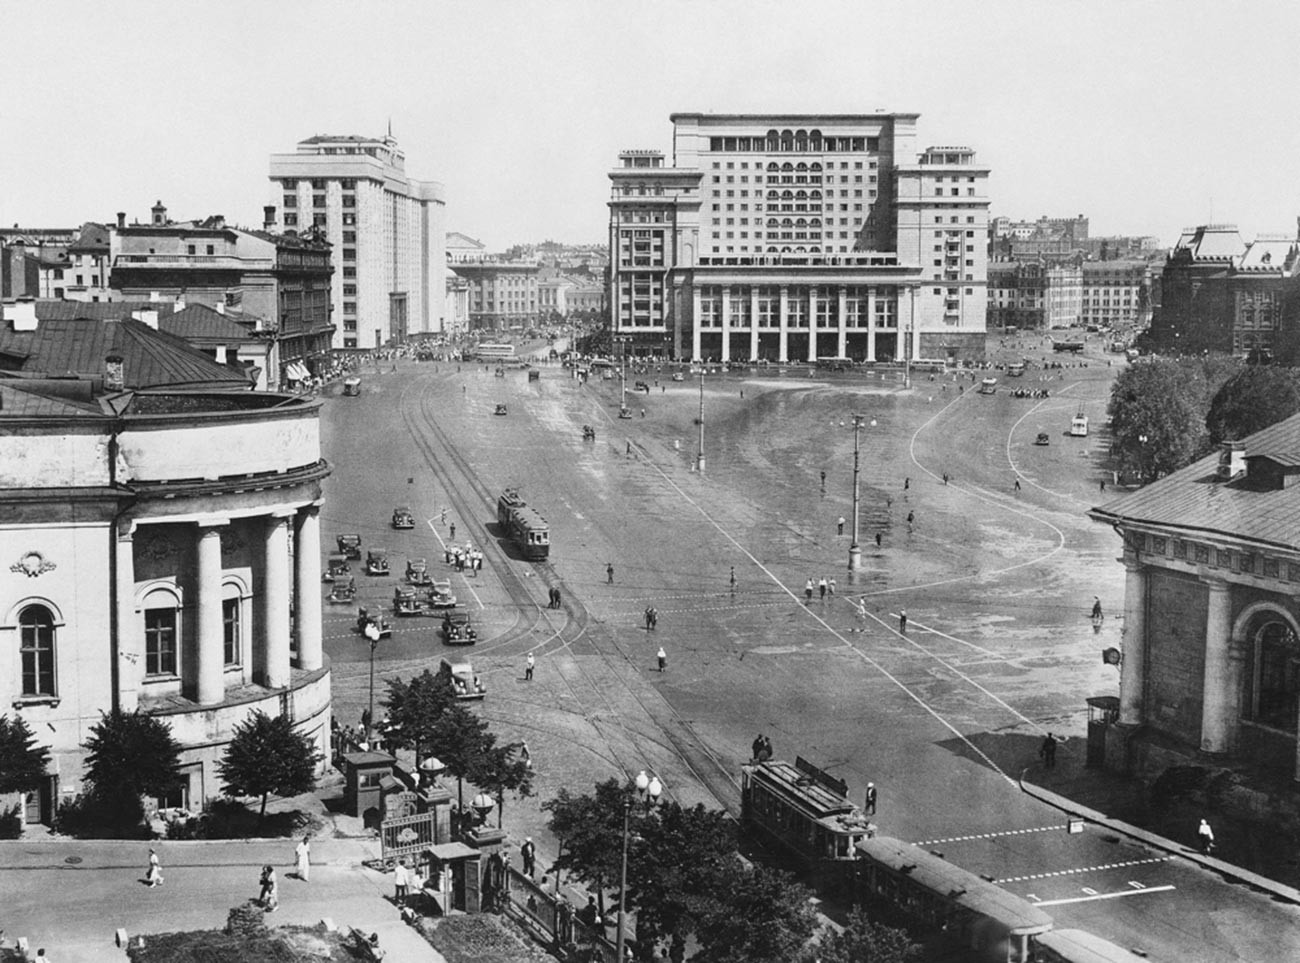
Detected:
[419,914,554,963]
[125,925,354,963]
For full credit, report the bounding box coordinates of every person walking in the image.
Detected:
[1013,478,1021,493]
[837,515,846,536]
[752,733,765,761]
[607,562,615,585]
[521,838,537,878]
[854,599,868,632]
[295,835,311,882]
[828,577,836,596]
[450,522,457,540]
[818,576,828,600]
[525,652,535,681]
[645,606,654,630]
[903,477,910,491]
[649,607,658,629]
[146,848,163,888]
[393,858,411,906]
[898,609,907,634]
[875,532,882,549]
[864,782,877,815]
[1198,818,1215,855]
[1039,732,1058,769]
[804,578,814,602]
[1091,596,1104,620]
[729,566,736,593]
[820,469,827,492]
[259,865,278,911]
[657,646,667,672]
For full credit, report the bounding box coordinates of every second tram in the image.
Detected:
[496,488,550,560]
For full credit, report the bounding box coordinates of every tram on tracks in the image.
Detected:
[496,488,550,560]
[1031,929,1150,963]
[739,758,875,894]
[855,835,1052,963]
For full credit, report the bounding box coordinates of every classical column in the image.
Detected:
[749,287,760,361]
[907,287,918,362]
[692,286,703,362]
[260,512,293,689]
[115,521,139,713]
[294,505,324,671]
[196,520,227,706]
[1119,555,1147,726]
[778,285,789,363]
[720,287,731,363]
[1199,579,1235,753]
[807,287,819,362]
[836,285,848,359]
[866,287,878,362]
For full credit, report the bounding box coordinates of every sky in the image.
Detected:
[2,0,1298,250]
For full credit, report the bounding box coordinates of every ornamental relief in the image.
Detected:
[10,551,56,577]
[136,531,177,564]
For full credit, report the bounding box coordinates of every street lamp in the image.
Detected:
[696,367,706,472]
[364,621,382,742]
[616,769,663,962]
[848,416,876,573]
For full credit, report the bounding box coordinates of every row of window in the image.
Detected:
[707,132,879,153]
[280,178,358,190]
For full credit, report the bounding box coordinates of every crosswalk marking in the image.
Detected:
[997,856,1168,883]
[912,825,1062,846]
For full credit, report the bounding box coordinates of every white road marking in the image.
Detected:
[998,856,1168,883]
[913,825,1061,846]
[1031,884,1175,906]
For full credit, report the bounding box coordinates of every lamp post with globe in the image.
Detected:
[616,770,663,962]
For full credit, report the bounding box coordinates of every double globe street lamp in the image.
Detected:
[616,769,663,962]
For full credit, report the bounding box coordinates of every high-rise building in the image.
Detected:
[267,134,447,349]
[608,114,990,363]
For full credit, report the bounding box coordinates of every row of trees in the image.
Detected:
[1108,359,1300,481]
[542,778,917,963]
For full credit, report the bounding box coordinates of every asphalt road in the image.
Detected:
[320,345,1300,962]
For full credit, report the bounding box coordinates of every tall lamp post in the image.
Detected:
[848,416,875,573]
[616,769,663,962]
[696,367,706,472]
[364,621,382,741]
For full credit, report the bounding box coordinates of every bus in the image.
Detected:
[1007,361,1026,377]
[496,488,550,560]
[1052,340,1085,354]
[1069,412,1089,437]
[472,342,516,362]
[979,377,998,395]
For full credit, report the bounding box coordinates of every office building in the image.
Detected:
[987,258,1083,331]
[1081,260,1151,330]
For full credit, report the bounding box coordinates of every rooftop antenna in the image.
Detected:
[387,116,393,138]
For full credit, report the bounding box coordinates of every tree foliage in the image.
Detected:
[83,709,183,831]
[542,778,634,914]
[692,863,819,963]
[470,740,533,828]
[218,710,321,820]
[430,702,494,812]
[0,713,50,795]
[383,668,456,767]
[1206,365,1300,447]
[802,907,920,963]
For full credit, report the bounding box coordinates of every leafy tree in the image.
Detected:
[470,740,533,829]
[0,713,50,796]
[802,907,920,963]
[693,863,819,963]
[429,701,494,813]
[383,668,456,767]
[83,709,183,831]
[543,778,635,916]
[1206,365,1300,447]
[218,710,321,821]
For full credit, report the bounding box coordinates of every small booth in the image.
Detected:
[1086,695,1120,768]
[342,751,396,825]
[420,842,482,914]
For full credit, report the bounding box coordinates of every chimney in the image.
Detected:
[1217,441,1247,482]
[173,294,186,312]
[263,205,277,231]
[7,297,38,332]
[149,290,160,302]
[138,309,159,330]
[116,211,126,230]
[104,354,125,392]
[215,301,225,315]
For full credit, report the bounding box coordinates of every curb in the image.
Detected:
[1018,770,1300,906]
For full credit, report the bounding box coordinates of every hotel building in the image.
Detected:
[608,114,990,363]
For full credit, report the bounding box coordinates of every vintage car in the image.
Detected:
[440,657,485,699]
[618,405,633,420]
[365,548,390,576]
[671,372,684,382]
[634,380,650,393]
[1034,432,1051,446]
[528,369,540,382]
[494,403,508,416]
[441,608,478,645]
[495,366,506,378]
[393,584,430,617]
[392,506,415,530]
[406,557,431,585]
[356,607,392,640]
[582,424,596,441]
[323,554,350,582]
[337,534,362,560]
[429,579,457,609]
[326,578,356,604]
[342,377,361,396]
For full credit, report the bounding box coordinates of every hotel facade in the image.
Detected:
[608,114,990,363]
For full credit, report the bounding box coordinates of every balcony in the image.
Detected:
[114,254,274,271]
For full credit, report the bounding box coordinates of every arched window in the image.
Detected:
[766,218,780,229]
[781,190,794,200]
[781,163,794,172]
[19,605,56,697]
[781,218,794,229]
[795,218,807,228]
[810,162,823,172]
[795,190,808,201]
[766,131,779,152]
[223,582,244,668]
[143,590,180,678]
[1250,617,1300,731]
[795,131,808,152]
[810,190,822,200]
[810,218,822,228]
[795,162,808,172]
[767,190,780,201]
[780,130,794,151]
[767,162,780,172]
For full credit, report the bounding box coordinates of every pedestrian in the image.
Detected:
[1198,818,1215,855]
[906,510,914,529]
[450,522,456,539]
[657,646,667,671]
[1013,478,1021,493]
[521,837,537,878]
[640,408,646,418]
[1099,479,1106,493]
[729,566,736,593]
[649,607,658,629]
[1039,732,1057,769]
[259,865,278,911]
[146,848,163,887]
[295,834,311,882]
[441,507,448,524]
[854,599,868,631]
[762,735,772,759]
[818,576,827,600]
[899,609,907,634]
[752,733,765,760]
[520,741,533,769]
[394,858,411,906]
[626,440,632,455]
[525,652,535,681]
[645,606,654,630]
[864,782,877,815]
[942,472,949,485]
[828,577,836,596]
[804,578,814,602]
[837,515,845,535]
[552,587,562,609]
[904,477,909,491]
[875,532,882,548]
[820,469,827,491]
[1091,596,1103,620]
[607,562,615,584]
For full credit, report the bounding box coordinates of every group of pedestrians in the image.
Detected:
[751,733,774,761]
[803,575,836,602]
[144,834,313,913]
[643,606,659,630]
[547,586,563,608]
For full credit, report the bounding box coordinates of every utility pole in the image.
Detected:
[848,416,874,573]
[696,366,706,472]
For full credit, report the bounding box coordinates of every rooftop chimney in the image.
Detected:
[173,294,186,312]
[7,297,38,332]
[138,309,158,330]
[104,354,125,392]
[1217,441,1247,482]
[116,211,126,230]
[149,290,160,302]
[263,205,276,231]
[215,301,225,315]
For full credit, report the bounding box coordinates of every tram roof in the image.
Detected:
[1035,929,1147,963]
[750,759,857,818]
[856,836,1053,935]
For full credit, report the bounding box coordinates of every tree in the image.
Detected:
[83,709,183,831]
[693,863,819,963]
[429,702,494,813]
[543,778,635,916]
[1206,365,1300,447]
[802,907,920,963]
[383,668,456,767]
[470,741,533,828]
[218,710,321,821]
[0,714,50,796]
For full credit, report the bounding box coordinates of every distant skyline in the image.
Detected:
[2,0,1298,251]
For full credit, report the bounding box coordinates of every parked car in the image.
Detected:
[406,557,431,585]
[441,608,478,645]
[323,554,350,582]
[494,403,508,416]
[337,534,362,560]
[1035,432,1050,446]
[393,584,430,617]
[365,549,390,576]
[440,657,485,699]
[392,506,415,530]
[429,579,457,608]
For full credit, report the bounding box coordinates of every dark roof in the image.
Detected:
[0,381,104,417]
[69,222,109,254]
[0,315,252,390]
[1091,412,1300,551]
[299,134,383,145]
[160,304,255,341]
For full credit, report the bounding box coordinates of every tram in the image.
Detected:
[496,488,551,560]
[855,835,1052,963]
[1031,929,1150,963]
[740,758,875,894]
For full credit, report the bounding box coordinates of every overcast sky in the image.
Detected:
[2,0,1297,250]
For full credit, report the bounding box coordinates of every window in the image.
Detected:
[342,214,356,226]
[19,605,56,697]
[283,196,297,208]
[281,179,297,189]
[186,245,196,255]
[206,245,215,255]
[342,196,355,208]
[310,179,325,190]
[222,595,241,667]
[144,607,178,677]
[1251,618,1300,731]
[283,213,298,226]
[340,179,356,190]
[343,248,356,261]
[313,194,326,207]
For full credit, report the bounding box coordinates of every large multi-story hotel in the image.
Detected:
[267,134,447,350]
[608,113,990,363]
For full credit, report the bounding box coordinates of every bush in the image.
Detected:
[0,803,23,839]
[166,797,312,840]
[1149,766,1214,812]
[51,792,151,839]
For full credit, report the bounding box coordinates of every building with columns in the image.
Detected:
[0,299,331,824]
[608,114,990,363]
[1090,417,1300,785]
